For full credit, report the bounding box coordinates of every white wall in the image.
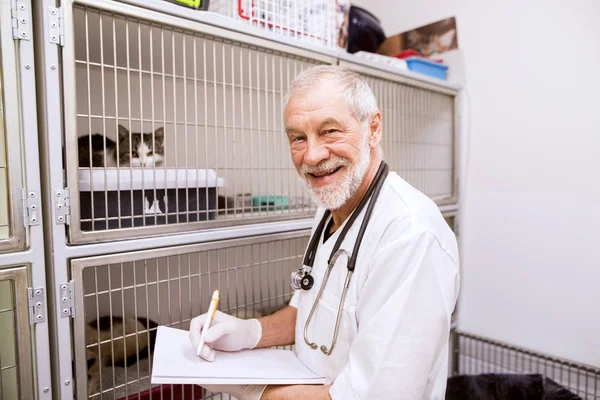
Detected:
[351,0,600,367]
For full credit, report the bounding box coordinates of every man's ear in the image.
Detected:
[368,111,382,149]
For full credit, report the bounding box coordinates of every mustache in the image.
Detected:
[299,157,351,176]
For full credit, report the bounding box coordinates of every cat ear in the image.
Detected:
[154,127,164,137]
[439,29,456,47]
[118,125,130,140]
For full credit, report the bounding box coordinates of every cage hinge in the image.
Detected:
[22,189,41,228]
[59,281,75,318]
[11,0,31,40]
[55,189,70,225]
[48,6,64,46]
[28,287,46,325]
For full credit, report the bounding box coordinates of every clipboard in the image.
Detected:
[151,326,327,385]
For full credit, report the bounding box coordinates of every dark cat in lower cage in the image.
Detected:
[85,316,158,396]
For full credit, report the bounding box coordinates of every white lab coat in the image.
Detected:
[289,172,460,400]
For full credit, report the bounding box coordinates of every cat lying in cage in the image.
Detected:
[85,316,158,397]
[78,125,164,168]
[83,307,285,396]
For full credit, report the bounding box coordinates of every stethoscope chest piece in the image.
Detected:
[300,274,314,290]
[290,267,314,291]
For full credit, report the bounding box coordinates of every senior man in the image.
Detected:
[189,65,460,400]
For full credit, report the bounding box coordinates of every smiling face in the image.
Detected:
[285,79,376,210]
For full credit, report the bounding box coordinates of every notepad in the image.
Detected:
[151,326,327,385]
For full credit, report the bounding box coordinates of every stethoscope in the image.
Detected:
[290,161,389,356]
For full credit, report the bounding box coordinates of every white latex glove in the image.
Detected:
[189,310,262,361]
[201,384,267,400]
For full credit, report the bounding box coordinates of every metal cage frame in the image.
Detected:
[339,60,459,207]
[70,230,310,399]
[62,0,336,244]
[32,0,464,398]
[58,0,461,245]
[452,331,600,400]
[0,266,35,400]
[0,0,28,253]
[0,1,53,399]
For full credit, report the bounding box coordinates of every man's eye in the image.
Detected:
[291,136,304,142]
[324,129,338,134]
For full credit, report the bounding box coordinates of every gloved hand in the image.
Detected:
[201,384,267,400]
[189,310,262,361]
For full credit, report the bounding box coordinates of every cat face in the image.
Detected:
[406,29,456,57]
[117,125,164,167]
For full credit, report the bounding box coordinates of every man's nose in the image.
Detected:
[303,138,329,166]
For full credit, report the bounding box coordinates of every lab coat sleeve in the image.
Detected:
[329,231,459,400]
[289,289,300,308]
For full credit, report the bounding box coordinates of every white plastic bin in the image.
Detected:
[78,168,225,231]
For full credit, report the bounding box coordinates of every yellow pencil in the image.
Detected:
[196,289,220,357]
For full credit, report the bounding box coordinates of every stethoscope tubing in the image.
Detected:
[297,161,390,356]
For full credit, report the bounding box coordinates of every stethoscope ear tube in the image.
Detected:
[347,162,389,272]
[302,210,332,269]
[327,162,389,267]
[298,161,390,356]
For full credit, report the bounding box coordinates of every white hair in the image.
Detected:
[283,65,380,132]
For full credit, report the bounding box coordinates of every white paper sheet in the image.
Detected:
[151,326,327,385]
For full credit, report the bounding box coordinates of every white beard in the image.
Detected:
[299,134,371,210]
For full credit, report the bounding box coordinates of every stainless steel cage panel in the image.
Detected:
[453,331,600,400]
[0,0,28,252]
[441,209,458,327]
[443,209,457,235]
[63,0,336,244]
[69,231,309,399]
[340,61,458,206]
[366,76,456,204]
[0,266,35,400]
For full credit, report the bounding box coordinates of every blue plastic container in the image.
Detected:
[405,57,448,80]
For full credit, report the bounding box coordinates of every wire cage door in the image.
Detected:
[340,61,459,206]
[453,331,600,400]
[0,0,29,253]
[60,0,337,244]
[209,0,339,48]
[0,266,35,400]
[69,231,309,399]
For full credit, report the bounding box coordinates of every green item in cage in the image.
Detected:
[253,195,290,210]
[168,0,206,10]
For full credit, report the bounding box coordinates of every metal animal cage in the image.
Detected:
[62,0,458,244]
[29,0,464,398]
[64,0,336,243]
[0,5,29,253]
[0,266,35,400]
[209,0,341,49]
[70,231,308,399]
[344,63,458,206]
[453,331,600,400]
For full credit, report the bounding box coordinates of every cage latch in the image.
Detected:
[55,189,70,225]
[59,281,75,318]
[28,287,46,325]
[22,189,41,228]
[48,6,64,46]
[11,0,31,40]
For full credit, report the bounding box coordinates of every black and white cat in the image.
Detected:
[78,125,165,168]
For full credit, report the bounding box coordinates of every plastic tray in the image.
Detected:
[405,57,448,80]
